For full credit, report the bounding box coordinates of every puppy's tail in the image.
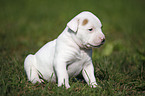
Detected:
[24,54,41,83]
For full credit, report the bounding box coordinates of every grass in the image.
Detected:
[0,0,145,95]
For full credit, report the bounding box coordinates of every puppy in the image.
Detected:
[24,11,105,88]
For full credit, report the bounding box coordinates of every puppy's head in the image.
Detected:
[67,11,105,48]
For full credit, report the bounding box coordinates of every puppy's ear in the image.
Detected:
[67,18,79,32]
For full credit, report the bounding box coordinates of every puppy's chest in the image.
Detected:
[67,50,91,76]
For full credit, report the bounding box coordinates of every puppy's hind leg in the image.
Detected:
[24,54,41,83]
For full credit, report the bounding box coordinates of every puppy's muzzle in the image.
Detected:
[96,38,105,48]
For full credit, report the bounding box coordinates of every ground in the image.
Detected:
[0,0,145,95]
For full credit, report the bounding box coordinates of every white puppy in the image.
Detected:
[24,11,105,88]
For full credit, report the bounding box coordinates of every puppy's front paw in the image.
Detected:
[58,83,70,89]
[65,84,70,89]
[90,82,101,88]
[91,84,102,89]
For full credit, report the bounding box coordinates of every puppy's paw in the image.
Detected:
[90,82,101,89]
[65,84,70,89]
[58,83,70,89]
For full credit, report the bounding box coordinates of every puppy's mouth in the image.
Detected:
[85,39,105,48]
[85,43,104,48]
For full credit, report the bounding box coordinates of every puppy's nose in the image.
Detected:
[101,38,105,44]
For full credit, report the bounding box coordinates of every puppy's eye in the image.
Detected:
[88,28,93,31]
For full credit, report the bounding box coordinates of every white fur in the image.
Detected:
[24,11,105,88]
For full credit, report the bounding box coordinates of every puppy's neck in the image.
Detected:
[66,27,87,49]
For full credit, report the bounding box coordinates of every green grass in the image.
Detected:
[0,0,145,95]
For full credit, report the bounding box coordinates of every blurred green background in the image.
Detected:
[0,0,145,95]
[0,0,145,56]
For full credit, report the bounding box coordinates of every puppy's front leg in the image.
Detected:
[82,62,98,88]
[54,63,70,89]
